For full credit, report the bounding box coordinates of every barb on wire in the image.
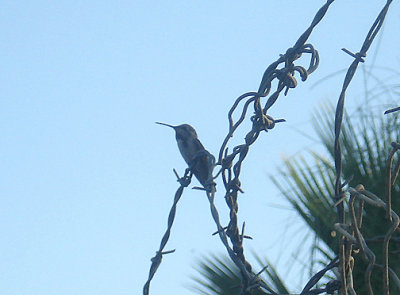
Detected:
[143,169,192,295]
[331,1,394,293]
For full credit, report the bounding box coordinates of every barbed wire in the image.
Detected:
[142,169,192,295]
[144,1,336,294]
[205,186,278,295]
[335,184,400,295]
[214,1,336,293]
[144,0,398,294]
[331,0,395,294]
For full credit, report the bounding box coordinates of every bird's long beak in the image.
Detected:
[155,122,176,129]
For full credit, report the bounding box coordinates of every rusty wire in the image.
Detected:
[214,2,336,293]
[144,1,336,293]
[142,169,192,295]
[342,186,400,295]
[331,1,394,294]
[144,0,399,294]
[205,187,278,295]
[145,0,336,293]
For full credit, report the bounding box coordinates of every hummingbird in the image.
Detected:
[156,122,215,188]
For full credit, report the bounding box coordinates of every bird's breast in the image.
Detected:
[177,139,200,164]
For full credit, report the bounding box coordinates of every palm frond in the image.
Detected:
[191,253,290,295]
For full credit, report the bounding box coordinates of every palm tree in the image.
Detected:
[192,102,400,294]
[273,103,400,294]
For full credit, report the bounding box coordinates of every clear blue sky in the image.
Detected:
[1,1,399,295]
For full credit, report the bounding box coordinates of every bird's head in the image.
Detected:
[156,122,198,141]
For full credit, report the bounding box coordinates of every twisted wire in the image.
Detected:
[215,2,335,292]
[143,169,192,295]
[144,1,398,294]
[331,1,394,294]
